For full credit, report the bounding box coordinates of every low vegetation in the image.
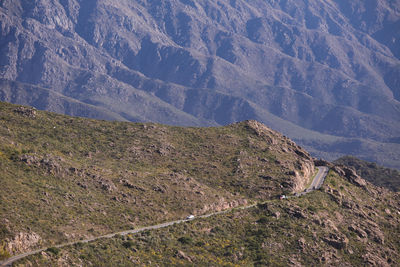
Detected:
[15,171,400,266]
[0,101,313,255]
[2,101,398,266]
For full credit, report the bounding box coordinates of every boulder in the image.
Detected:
[98,178,117,192]
[323,233,349,249]
[175,250,192,262]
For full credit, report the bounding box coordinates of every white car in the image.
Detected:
[186,215,195,220]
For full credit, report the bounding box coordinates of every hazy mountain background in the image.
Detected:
[1,0,400,168]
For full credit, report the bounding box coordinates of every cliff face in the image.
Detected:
[1,0,400,168]
[244,120,315,193]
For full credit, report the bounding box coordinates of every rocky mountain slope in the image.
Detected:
[0,102,398,266]
[0,101,314,258]
[12,158,400,266]
[335,155,400,192]
[0,0,400,169]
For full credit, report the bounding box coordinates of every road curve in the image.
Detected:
[0,167,329,267]
[293,166,329,197]
[309,166,329,191]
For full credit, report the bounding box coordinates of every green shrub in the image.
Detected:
[46,247,60,255]
[0,224,11,240]
[195,241,205,247]
[74,242,84,249]
[257,216,269,224]
[177,236,192,245]
[122,240,135,249]
[0,244,10,260]
[307,206,317,212]
[211,226,225,233]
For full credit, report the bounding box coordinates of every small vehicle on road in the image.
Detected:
[186,215,195,220]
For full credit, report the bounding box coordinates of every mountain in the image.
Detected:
[335,155,400,192]
[0,102,398,266]
[1,0,400,168]
[15,172,400,266]
[0,101,315,258]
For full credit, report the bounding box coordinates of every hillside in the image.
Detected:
[1,0,400,169]
[334,156,400,192]
[0,101,314,258]
[11,166,400,266]
[0,102,399,266]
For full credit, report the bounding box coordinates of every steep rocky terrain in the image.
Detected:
[0,102,398,266]
[0,0,400,168]
[0,101,314,258]
[335,155,400,192]
[12,160,400,266]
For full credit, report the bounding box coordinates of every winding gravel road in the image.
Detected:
[0,167,329,267]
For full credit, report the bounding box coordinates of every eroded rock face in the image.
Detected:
[244,120,277,142]
[333,165,367,188]
[244,120,315,193]
[198,198,248,214]
[291,161,314,192]
[5,232,41,254]
[342,167,367,187]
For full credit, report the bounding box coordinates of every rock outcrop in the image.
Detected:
[198,198,248,214]
[332,165,367,188]
[20,154,64,176]
[244,120,315,193]
[13,107,37,118]
[323,233,349,250]
[5,232,41,254]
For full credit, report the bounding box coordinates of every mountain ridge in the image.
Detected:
[0,101,399,266]
[1,0,400,168]
[0,100,315,258]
